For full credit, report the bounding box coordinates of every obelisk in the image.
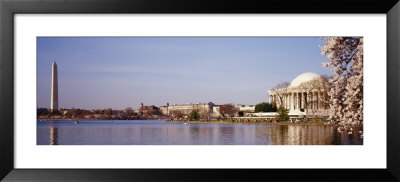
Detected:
[51,61,58,111]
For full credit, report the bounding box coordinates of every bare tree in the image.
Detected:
[198,109,212,121]
[298,78,331,120]
[219,104,238,118]
[170,110,184,119]
[271,82,290,107]
[124,107,134,117]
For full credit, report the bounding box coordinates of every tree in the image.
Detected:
[170,110,184,119]
[189,110,200,121]
[105,108,113,115]
[124,107,134,116]
[47,109,61,118]
[219,104,238,118]
[321,37,363,128]
[271,82,290,107]
[37,108,49,116]
[255,102,278,112]
[238,111,244,117]
[255,102,267,112]
[146,109,162,116]
[198,109,212,121]
[276,106,289,121]
[298,77,331,120]
[270,101,278,112]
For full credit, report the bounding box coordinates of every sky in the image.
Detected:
[37,37,332,110]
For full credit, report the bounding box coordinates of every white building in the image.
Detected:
[160,102,215,116]
[234,104,255,112]
[268,72,329,116]
[251,112,277,117]
[212,106,220,116]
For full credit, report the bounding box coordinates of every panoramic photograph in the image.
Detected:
[36,37,363,145]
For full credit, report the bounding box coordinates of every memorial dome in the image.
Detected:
[288,72,326,88]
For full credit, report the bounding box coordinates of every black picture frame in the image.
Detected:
[1,0,399,181]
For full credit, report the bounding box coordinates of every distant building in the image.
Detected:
[140,105,159,111]
[212,106,220,116]
[159,106,168,115]
[251,112,277,117]
[158,102,257,117]
[160,102,215,116]
[235,104,255,113]
[139,104,160,115]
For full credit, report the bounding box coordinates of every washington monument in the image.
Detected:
[51,61,58,111]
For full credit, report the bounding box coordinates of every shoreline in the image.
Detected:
[38,119,341,127]
[166,120,342,126]
[37,118,161,121]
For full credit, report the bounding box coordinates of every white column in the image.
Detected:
[304,92,307,110]
[315,92,319,110]
[310,92,313,110]
[285,94,287,108]
[282,94,285,108]
[283,94,285,108]
[311,92,314,110]
[318,92,321,110]
[315,92,318,110]
[320,92,323,109]
[320,91,324,110]
[297,92,301,110]
[306,92,309,110]
[287,94,289,109]
[290,93,294,111]
[320,91,323,110]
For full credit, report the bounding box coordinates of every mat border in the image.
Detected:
[1,0,399,181]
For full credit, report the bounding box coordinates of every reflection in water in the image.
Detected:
[37,120,363,145]
[49,126,58,145]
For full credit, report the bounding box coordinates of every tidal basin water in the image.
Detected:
[37,120,363,145]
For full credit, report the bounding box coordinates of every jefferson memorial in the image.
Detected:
[268,72,330,117]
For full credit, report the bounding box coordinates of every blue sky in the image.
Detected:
[37,37,331,110]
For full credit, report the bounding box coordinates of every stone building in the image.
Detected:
[139,103,160,115]
[51,61,58,111]
[160,102,215,116]
[268,72,330,116]
[235,104,255,113]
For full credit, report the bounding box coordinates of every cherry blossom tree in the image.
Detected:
[321,37,363,129]
[271,82,290,108]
